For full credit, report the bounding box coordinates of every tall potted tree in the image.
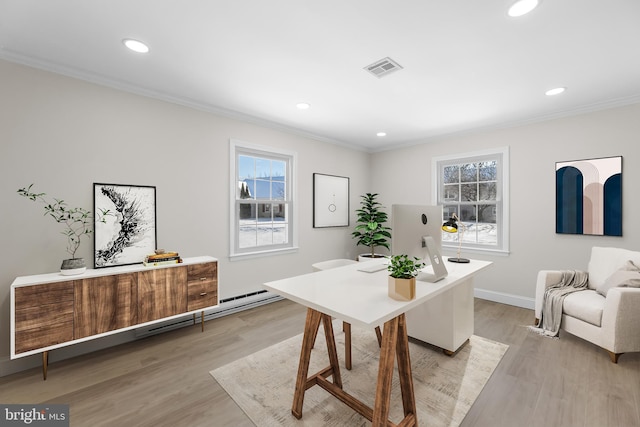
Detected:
[352,193,392,260]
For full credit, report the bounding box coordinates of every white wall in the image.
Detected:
[372,103,640,307]
[0,59,371,374]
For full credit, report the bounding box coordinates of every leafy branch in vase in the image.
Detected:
[18,184,114,259]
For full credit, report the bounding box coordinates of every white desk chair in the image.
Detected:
[312,259,382,370]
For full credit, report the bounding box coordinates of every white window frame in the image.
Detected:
[229,139,298,260]
[432,146,510,256]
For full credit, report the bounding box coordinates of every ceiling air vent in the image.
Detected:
[364,57,403,78]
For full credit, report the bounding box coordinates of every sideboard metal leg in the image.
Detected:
[42,351,49,381]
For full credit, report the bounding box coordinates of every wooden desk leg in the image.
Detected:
[372,317,397,425]
[310,317,321,349]
[375,326,382,347]
[292,308,342,419]
[396,314,417,421]
[344,321,352,370]
[322,314,342,388]
[344,323,379,371]
[372,314,417,427]
[201,311,205,332]
[292,308,323,419]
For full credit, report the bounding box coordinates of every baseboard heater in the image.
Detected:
[134,290,283,338]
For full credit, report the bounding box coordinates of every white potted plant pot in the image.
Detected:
[358,253,387,262]
[60,258,86,275]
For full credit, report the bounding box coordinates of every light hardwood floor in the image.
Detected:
[1,298,639,426]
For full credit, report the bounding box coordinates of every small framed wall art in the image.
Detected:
[313,173,349,228]
[556,156,622,236]
[94,183,157,267]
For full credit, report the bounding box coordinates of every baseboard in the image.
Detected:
[135,290,282,338]
[474,288,535,310]
[0,354,37,377]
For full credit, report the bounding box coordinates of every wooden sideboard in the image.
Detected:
[11,256,218,379]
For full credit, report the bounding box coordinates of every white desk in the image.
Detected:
[263,258,491,426]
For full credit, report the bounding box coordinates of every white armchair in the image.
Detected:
[535,246,640,363]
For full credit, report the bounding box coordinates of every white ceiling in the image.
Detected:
[1,1,640,152]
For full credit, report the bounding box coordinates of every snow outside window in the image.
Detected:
[230,140,297,259]
[433,147,509,255]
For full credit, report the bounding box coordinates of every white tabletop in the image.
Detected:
[263,258,492,329]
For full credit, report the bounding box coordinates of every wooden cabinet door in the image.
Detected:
[14,282,74,354]
[138,266,188,323]
[74,273,138,339]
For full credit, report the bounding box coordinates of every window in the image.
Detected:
[230,140,297,259]
[433,147,509,254]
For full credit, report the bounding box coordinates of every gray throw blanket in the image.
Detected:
[534,270,589,337]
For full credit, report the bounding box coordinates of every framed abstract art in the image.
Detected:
[556,156,622,236]
[94,183,157,267]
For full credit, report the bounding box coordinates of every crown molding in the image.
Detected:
[371,94,640,153]
[0,50,368,153]
[3,49,639,156]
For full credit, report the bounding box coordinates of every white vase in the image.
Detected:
[358,254,387,262]
[60,258,86,276]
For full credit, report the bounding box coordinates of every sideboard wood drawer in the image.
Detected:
[187,280,218,311]
[15,321,74,354]
[14,302,74,333]
[186,262,218,311]
[187,262,216,282]
[14,281,74,354]
[15,281,74,307]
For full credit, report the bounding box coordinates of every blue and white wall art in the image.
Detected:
[556,156,622,236]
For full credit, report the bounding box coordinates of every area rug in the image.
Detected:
[210,324,508,426]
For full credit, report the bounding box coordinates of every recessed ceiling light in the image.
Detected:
[545,87,566,96]
[508,0,540,17]
[296,102,310,110]
[377,132,387,137]
[123,38,149,53]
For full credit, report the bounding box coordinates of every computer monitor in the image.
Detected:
[391,204,448,282]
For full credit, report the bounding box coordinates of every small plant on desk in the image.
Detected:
[387,255,425,301]
[387,254,425,279]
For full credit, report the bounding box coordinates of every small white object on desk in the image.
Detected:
[357,259,389,273]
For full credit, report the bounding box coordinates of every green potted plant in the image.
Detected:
[387,254,425,301]
[352,193,392,260]
[18,184,112,275]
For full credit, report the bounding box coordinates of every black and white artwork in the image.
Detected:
[94,183,157,268]
[313,173,349,227]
